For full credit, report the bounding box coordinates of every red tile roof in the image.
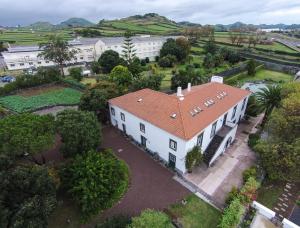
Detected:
[109,82,251,140]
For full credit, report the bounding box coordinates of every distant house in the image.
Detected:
[1,35,176,70]
[109,81,251,174]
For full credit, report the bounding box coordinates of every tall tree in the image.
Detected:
[39,35,77,76]
[56,110,101,157]
[256,85,282,127]
[122,31,136,65]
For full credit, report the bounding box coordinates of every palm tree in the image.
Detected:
[256,85,282,127]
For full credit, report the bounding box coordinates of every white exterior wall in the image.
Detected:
[2,38,165,70]
[2,44,96,70]
[109,95,249,174]
[109,104,188,173]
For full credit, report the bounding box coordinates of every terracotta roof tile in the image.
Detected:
[109,82,251,140]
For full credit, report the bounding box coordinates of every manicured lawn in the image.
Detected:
[169,194,221,228]
[0,88,82,113]
[257,181,285,209]
[225,69,293,86]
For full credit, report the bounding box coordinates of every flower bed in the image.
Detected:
[0,88,82,113]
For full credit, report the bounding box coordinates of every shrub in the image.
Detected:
[185,146,203,173]
[140,59,146,66]
[130,209,173,228]
[0,67,60,96]
[240,177,260,203]
[69,67,83,81]
[61,149,129,221]
[218,198,244,228]
[243,166,257,183]
[155,56,159,62]
[225,186,241,206]
[61,78,86,90]
[248,133,260,149]
[145,57,150,63]
[158,54,177,68]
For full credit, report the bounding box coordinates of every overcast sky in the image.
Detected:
[1,0,300,26]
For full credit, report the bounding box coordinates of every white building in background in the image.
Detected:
[109,81,251,174]
[1,35,175,70]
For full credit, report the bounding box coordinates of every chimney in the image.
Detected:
[187,83,191,92]
[177,87,183,97]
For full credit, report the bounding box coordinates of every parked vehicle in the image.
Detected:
[1,75,16,83]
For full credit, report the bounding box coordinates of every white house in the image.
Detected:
[109,82,251,174]
[2,35,176,70]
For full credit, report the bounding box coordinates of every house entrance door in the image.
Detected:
[168,153,176,169]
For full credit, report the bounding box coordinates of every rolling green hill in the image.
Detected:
[98,13,182,35]
[58,18,94,28]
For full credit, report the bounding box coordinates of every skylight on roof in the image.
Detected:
[137,98,143,102]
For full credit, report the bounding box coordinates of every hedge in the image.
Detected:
[60,78,87,90]
[218,198,245,228]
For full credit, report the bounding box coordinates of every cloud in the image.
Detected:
[0,0,299,26]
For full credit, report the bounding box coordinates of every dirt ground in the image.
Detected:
[18,84,66,97]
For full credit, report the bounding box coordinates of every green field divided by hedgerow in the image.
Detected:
[0,88,82,113]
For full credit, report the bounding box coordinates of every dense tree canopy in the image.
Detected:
[79,80,120,121]
[160,38,187,62]
[61,150,129,221]
[171,66,207,91]
[98,50,124,74]
[109,65,133,88]
[0,165,57,228]
[131,74,164,91]
[130,209,173,228]
[56,110,101,157]
[254,82,300,181]
[0,114,56,163]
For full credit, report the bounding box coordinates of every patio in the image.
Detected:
[184,115,263,207]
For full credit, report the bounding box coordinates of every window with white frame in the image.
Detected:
[197,132,204,148]
[210,121,217,138]
[111,107,115,116]
[140,123,145,133]
[231,105,237,120]
[169,139,177,151]
[241,98,247,110]
[121,112,125,121]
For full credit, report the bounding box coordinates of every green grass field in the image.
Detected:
[0,87,82,113]
[169,194,221,228]
[0,29,74,45]
[257,181,285,209]
[225,69,293,86]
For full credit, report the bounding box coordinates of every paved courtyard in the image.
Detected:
[101,126,190,217]
[184,115,263,207]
